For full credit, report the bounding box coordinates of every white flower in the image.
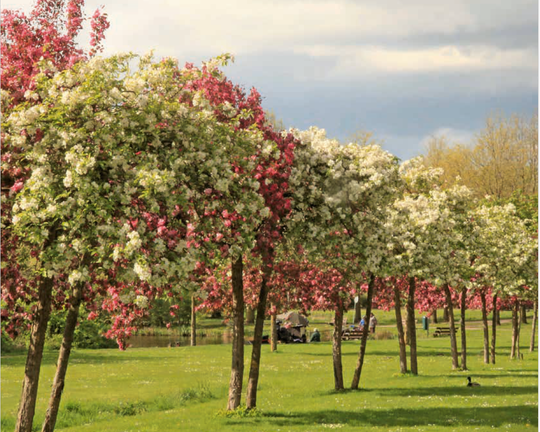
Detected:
[134,261,151,281]
[134,295,149,309]
[260,207,271,218]
[112,246,122,262]
[68,270,82,285]
[125,231,142,255]
[64,171,73,188]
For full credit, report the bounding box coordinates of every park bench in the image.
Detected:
[341,327,364,340]
[433,326,459,337]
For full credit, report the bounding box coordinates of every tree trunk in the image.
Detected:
[246,307,255,324]
[270,313,277,352]
[351,274,375,389]
[480,291,490,364]
[406,277,418,375]
[432,309,438,324]
[227,256,244,411]
[41,286,83,432]
[491,294,498,364]
[15,275,55,432]
[353,298,362,324]
[332,305,345,390]
[393,285,408,374]
[496,308,501,326]
[404,317,408,346]
[510,300,520,359]
[517,302,523,358]
[460,286,467,371]
[443,284,459,370]
[530,301,537,352]
[520,304,528,324]
[191,295,196,347]
[443,306,449,322]
[246,261,272,409]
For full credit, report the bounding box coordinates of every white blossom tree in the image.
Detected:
[384,157,446,374]
[288,127,400,389]
[471,203,537,362]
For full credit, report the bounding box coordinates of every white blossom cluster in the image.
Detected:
[288,126,400,276]
[386,172,474,287]
[471,204,537,296]
[68,268,89,286]
[134,295,149,309]
[134,261,152,282]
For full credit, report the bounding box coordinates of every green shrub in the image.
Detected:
[72,318,117,349]
[45,308,117,350]
[1,330,26,354]
[113,401,147,417]
[216,405,261,418]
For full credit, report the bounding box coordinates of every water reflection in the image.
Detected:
[127,329,333,348]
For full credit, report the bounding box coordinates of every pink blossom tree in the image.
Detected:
[1,2,109,431]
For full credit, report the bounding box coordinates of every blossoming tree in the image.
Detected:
[288,127,400,389]
[471,203,537,363]
[2,2,109,430]
[383,157,448,374]
[4,51,275,430]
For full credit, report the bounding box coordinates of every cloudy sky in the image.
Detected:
[7,0,538,160]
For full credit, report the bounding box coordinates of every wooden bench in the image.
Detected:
[341,327,365,341]
[433,326,459,337]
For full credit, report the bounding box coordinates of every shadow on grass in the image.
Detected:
[319,385,537,398]
[444,373,538,379]
[302,349,461,358]
[303,344,536,358]
[373,385,538,397]
[252,406,537,428]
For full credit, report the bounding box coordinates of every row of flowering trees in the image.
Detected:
[197,126,536,393]
[2,2,537,432]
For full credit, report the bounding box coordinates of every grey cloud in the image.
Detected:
[224,52,536,160]
[8,0,536,162]
[309,22,538,51]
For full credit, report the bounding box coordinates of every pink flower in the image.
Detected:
[10,181,24,194]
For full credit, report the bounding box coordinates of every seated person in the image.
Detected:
[309,328,321,342]
[360,316,367,329]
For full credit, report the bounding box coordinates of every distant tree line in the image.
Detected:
[422,112,538,199]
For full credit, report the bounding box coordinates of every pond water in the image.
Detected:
[127,329,334,348]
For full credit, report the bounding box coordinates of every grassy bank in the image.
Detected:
[2,316,537,431]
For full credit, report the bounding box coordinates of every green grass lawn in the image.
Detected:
[2,316,537,431]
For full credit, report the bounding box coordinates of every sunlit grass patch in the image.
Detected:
[1,315,536,431]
